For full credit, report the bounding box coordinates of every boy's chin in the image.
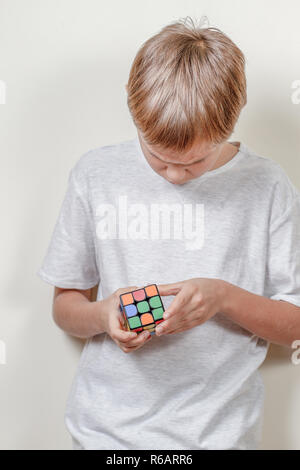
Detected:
[168,181,186,185]
[164,177,189,185]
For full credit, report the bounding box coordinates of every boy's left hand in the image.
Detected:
[156,278,227,336]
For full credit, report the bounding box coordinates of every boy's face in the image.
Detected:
[126,85,229,185]
[137,131,225,185]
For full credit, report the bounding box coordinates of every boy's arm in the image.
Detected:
[52,285,106,339]
[157,279,300,347]
[221,281,300,348]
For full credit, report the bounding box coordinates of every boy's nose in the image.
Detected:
[166,166,186,184]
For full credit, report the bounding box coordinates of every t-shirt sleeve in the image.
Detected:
[36,161,100,289]
[265,189,300,307]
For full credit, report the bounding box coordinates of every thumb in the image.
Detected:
[110,310,138,341]
[117,285,140,296]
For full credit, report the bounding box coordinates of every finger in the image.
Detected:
[120,330,152,348]
[119,332,153,352]
[157,281,185,297]
[129,334,152,350]
[170,317,204,335]
[112,319,138,342]
[162,303,201,330]
[164,303,200,321]
[163,288,191,318]
[163,322,193,336]
[156,316,185,335]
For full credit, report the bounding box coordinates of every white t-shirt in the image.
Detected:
[37,135,300,450]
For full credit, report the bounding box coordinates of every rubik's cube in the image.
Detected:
[119,284,165,335]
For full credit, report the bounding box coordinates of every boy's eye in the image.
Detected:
[152,153,206,166]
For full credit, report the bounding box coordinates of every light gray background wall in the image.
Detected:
[0,0,299,450]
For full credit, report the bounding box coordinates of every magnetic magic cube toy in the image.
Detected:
[119,284,165,336]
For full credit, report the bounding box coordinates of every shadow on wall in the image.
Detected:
[259,343,297,450]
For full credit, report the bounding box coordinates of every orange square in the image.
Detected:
[145,284,158,297]
[141,313,154,325]
[121,293,134,306]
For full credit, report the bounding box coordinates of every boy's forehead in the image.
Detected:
[139,133,216,164]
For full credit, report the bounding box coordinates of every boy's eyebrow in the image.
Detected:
[148,149,209,166]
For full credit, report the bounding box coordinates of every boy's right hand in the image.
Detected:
[100,286,153,353]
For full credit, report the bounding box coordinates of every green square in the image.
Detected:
[137,301,150,313]
[149,296,162,309]
[128,316,142,328]
[152,307,164,320]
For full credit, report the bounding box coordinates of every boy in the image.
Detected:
[37,17,300,450]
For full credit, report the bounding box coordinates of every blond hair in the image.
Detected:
[126,16,247,152]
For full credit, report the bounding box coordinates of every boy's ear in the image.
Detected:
[125,84,128,92]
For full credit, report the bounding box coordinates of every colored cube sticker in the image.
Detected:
[119,284,165,335]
